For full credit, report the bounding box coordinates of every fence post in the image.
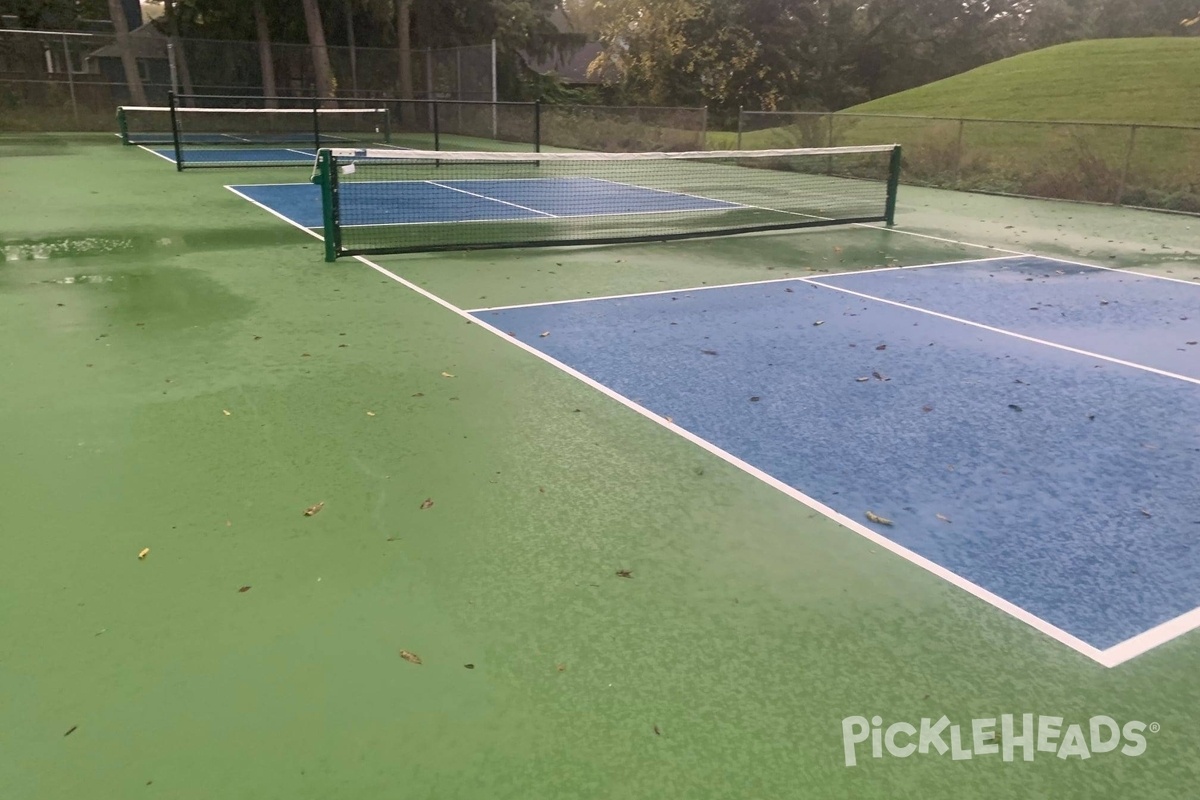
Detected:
[490,39,498,138]
[736,106,743,150]
[167,41,180,99]
[700,106,708,149]
[312,94,322,151]
[953,118,965,187]
[59,33,79,125]
[827,112,834,147]
[534,99,541,153]
[432,101,440,151]
[1116,125,1138,206]
[168,90,183,171]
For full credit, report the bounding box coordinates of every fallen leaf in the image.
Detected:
[64,726,77,737]
[872,371,889,381]
[1140,509,1152,518]
[785,287,794,293]
[464,663,475,669]
[238,585,251,593]
[222,409,231,416]
[366,411,376,416]
[303,502,325,517]
[616,569,633,578]
[813,320,824,326]
[749,396,761,402]
[922,404,933,412]
[539,487,545,493]
[419,498,434,510]
[936,513,952,523]
[412,392,424,397]
[399,650,423,665]
[664,415,673,422]
[138,548,150,560]
[700,349,718,355]
[441,371,455,378]
[556,663,567,672]
[539,331,550,338]
[865,511,894,526]
[855,376,870,382]
[653,724,662,735]
[1188,341,1198,346]
[301,353,311,357]
[875,344,887,351]
[1008,404,1023,412]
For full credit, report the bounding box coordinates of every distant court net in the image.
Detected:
[118,98,393,169]
[311,145,902,260]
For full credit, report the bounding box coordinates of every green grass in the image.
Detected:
[709,39,1200,213]
[846,38,1200,125]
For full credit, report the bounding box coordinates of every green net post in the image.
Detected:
[885,145,902,226]
[381,106,391,143]
[313,149,341,262]
[117,107,130,145]
[168,91,184,171]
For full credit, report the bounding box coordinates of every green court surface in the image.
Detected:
[2,134,1200,799]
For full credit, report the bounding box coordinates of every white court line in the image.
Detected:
[426,180,559,218]
[468,255,1023,313]
[137,144,177,164]
[1103,606,1200,667]
[801,278,1200,386]
[352,252,1112,668]
[223,185,324,241]
[857,223,1200,288]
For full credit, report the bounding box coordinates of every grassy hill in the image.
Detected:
[712,38,1200,213]
[846,38,1200,125]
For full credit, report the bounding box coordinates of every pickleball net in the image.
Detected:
[311,145,902,260]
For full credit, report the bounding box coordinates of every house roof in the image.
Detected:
[88,22,167,59]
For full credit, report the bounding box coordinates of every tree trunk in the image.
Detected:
[253,0,278,108]
[396,0,413,99]
[107,0,146,105]
[301,0,336,102]
[162,0,194,105]
[345,0,358,96]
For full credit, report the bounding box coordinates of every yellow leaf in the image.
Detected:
[865,511,894,526]
[138,547,150,560]
[441,371,455,378]
[303,502,325,517]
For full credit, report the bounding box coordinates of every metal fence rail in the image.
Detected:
[737,110,1200,214]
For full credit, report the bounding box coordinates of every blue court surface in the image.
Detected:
[470,256,1200,660]
[229,177,742,228]
[150,146,319,165]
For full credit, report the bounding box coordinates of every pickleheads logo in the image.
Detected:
[841,714,1158,767]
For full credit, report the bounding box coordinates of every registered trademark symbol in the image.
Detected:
[1149,722,1160,733]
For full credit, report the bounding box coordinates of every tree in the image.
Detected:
[396,0,413,98]
[300,0,336,99]
[107,0,147,105]
[252,0,279,106]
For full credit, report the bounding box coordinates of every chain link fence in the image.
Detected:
[540,104,708,152]
[737,110,1200,214]
[0,28,495,131]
